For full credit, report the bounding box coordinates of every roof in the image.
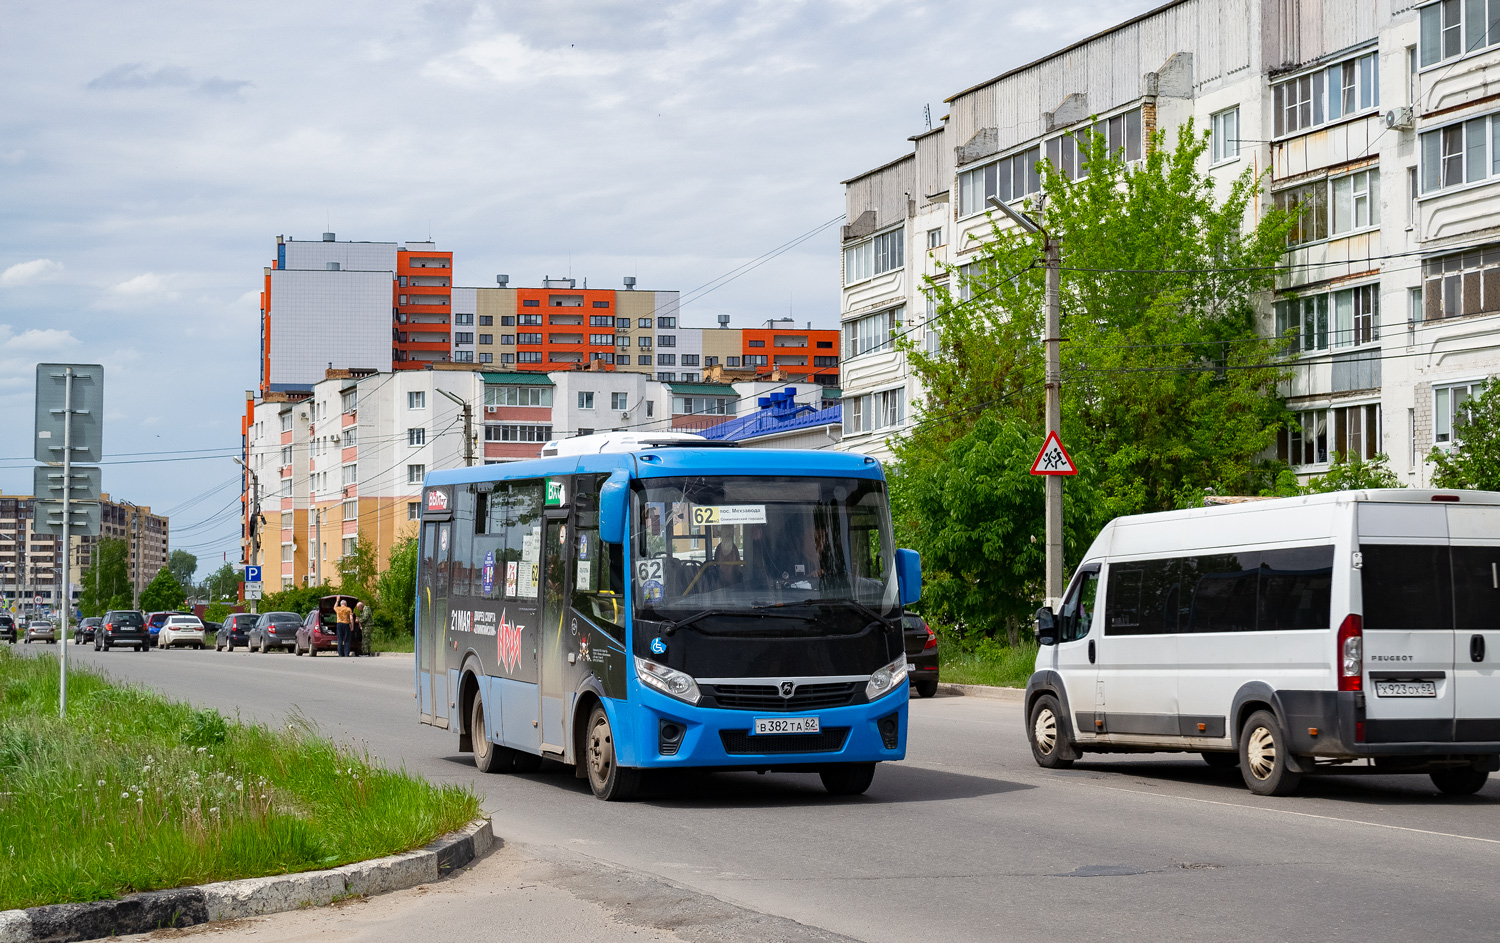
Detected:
[840,152,917,187]
[481,372,555,386]
[667,383,738,397]
[698,404,842,443]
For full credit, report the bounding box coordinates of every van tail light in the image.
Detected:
[1337,613,1363,692]
[923,626,937,650]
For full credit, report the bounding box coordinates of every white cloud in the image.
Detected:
[423,33,625,87]
[0,326,80,352]
[0,259,63,286]
[112,272,170,296]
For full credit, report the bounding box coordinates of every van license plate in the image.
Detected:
[752,716,820,735]
[1374,681,1437,698]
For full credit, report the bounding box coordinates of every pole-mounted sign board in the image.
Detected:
[243,565,262,583]
[34,364,104,463]
[1029,431,1078,476]
[32,465,101,536]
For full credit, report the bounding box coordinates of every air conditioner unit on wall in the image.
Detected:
[1384,107,1415,131]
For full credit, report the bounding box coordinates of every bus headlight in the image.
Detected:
[866,655,910,701]
[634,657,701,705]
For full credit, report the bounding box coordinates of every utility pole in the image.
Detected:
[234,456,261,613]
[59,366,71,714]
[990,195,1065,608]
[438,388,475,466]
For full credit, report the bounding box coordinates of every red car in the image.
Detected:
[294,607,339,656]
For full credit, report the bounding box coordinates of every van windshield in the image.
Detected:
[631,475,898,625]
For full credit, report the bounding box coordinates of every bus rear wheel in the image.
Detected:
[471,696,515,774]
[585,705,639,801]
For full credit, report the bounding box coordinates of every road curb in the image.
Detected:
[936,682,1025,701]
[0,817,492,943]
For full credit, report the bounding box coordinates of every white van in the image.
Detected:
[1024,489,1500,796]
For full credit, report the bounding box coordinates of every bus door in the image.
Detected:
[539,513,570,754]
[418,522,438,724]
[421,521,453,726]
[1448,506,1500,739]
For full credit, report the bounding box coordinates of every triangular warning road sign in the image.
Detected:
[1030,431,1077,476]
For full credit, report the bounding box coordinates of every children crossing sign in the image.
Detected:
[1030,431,1077,476]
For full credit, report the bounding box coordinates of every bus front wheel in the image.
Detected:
[820,762,875,796]
[585,705,639,801]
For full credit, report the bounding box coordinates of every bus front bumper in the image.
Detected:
[622,685,909,770]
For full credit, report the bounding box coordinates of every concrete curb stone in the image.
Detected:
[936,682,1025,702]
[0,817,491,943]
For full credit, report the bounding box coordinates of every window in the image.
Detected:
[658,317,676,328]
[878,387,904,428]
[957,146,1041,218]
[1420,0,1500,67]
[1211,107,1240,164]
[341,536,356,558]
[673,395,734,415]
[341,464,357,486]
[638,354,652,365]
[814,355,838,367]
[844,306,901,357]
[523,299,540,307]
[578,392,595,409]
[1278,404,1381,465]
[455,313,474,326]
[1422,245,1500,319]
[500,334,514,345]
[408,391,425,409]
[341,389,357,412]
[593,300,610,308]
[280,445,292,465]
[841,388,904,433]
[1086,107,1144,166]
[1274,51,1378,137]
[1274,182,1328,244]
[478,334,492,345]
[517,351,543,363]
[589,334,614,345]
[453,351,474,363]
[1420,114,1498,192]
[1104,547,1333,635]
[408,501,421,520]
[408,427,425,446]
[407,464,425,484]
[590,315,613,327]
[343,499,358,521]
[638,336,652,348]
[656,372,676,382]
[611,392,628,410]
[517,333,542,345]
[638,318,653,329]
[501,316,515,326]
[519,313,543,326]
[599,352,615,364]
[657,334,676,347]
[744,354,768,366]
[1275,285,1379,352]
[705,356,719,366]
[657,353,676,365]
[748,339,764,348]
[280,412,293,432]
[281,478,292,497]
[480,352,493,363]
[726,356,741,367]
[479,315,493,326]
[484,424,553,442]
[615,317,631,329]
[501,353,515,364]
[928,227,944,249]
[617,336,631,350]
[680,354,699,366]
[1436,380,1488,444]
[843,227,905,284]
[1331,170,1380,232]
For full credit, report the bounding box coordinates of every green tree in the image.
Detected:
[375,537,418,643]
[337,534,378,603]
[167,550,198,589]
[1303,452,1403,492]
[892,119,1294,632]
[258,583,333,617]
[138,567,186,612]
[78,538,131,617]
[1429,381,1500,490]
[201,563,239,602]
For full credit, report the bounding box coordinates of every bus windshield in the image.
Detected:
[631,475,898,624]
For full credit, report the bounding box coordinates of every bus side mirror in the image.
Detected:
[1034,607,1057,646]
[896,548,922,607]
[598,472,629,545]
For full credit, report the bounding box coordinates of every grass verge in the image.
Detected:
[938,637,1038,689]
[0,648,478,911]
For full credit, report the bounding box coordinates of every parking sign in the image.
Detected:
[243,565,262,583]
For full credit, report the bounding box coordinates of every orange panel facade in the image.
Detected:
[739,327,840,382]
[511,287,619,374]
[393,248,454,371]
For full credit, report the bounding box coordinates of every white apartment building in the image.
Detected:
[839,0,1500,483]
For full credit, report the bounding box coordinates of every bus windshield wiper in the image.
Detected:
[755,597,893,627]
[661,607,802,636]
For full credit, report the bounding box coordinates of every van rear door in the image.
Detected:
[1358,503,1455,743]
[1448,506,1500,742]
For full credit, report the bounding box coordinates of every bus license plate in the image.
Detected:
[1374,681,1437,698]
[752,716,820,736]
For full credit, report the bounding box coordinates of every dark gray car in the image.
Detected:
[97,610,149,651]
[249,611,302,652]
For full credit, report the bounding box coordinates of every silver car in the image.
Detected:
[24,620,56,643]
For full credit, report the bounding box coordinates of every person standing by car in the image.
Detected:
[333,597,354,657]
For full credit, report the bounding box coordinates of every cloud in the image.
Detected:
[86,63,251,98]
[423,33,624,87]
[111,272,170,297]
[0,324,79,353]
[0,259,64,287]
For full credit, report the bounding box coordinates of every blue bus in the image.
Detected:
[414,434,921,800]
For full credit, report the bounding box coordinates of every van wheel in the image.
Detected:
[1430,766,1490,796]
[1239,710,1302,796]
[820,763,876,795]
[914,680,938,699]
[585,704,639,801]
[1202,752,1239,769]
[471,696,515,774]
[1028,695,1075,769]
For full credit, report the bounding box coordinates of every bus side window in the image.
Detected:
[573,475,624,634]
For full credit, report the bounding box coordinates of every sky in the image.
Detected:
[0,0,1159,577]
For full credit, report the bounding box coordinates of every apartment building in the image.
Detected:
[395,243,455,369]
[0,493,168,611]
[838,0,1500,482]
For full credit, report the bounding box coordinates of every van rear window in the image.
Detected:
[1105,546,1333,635]
[1362,544,1499,632]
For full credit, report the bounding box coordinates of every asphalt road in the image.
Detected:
[23,641,1500,943]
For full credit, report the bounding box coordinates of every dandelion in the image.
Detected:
[208,807,218,814]
[97,780,105,787]
[120,792,129,799]
[197,747,207,753]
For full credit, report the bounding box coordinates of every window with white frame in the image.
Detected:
[1278,403,1382,466]
[1273,50,1379,137]
[407,464,425,484]
[407,391,425,409]
[484,424,552,442]
[924,296,942,354]
[407,501,421,520]
[280,412,293,432]
[1435,380,1488,444]
[1419,0,1500,67]
[341,389,357,412]
[280,478,292,498]
[280,445,292,465]
[1274,284,1380,352]
[844,306,901,357]
[842,388,905,434]
[957,147,1041,218]
[673,395,734,415]
[486,386,552,406]
[1273,167,1380,244]
[343,427,357,447]
[578,391,595,409]
[342,537,356,557]
[843,228,904,284]
[1419,113,1500,192]
[408,427,425,446]
[611,392,628,410]
[927,227,944,249]
[343,499,358,521]
[1211,107,1240,164]
[341,464,357,486]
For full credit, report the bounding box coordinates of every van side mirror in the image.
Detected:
[598,472,629,544]
[895,548,922,607]
[1034,606,1057,646]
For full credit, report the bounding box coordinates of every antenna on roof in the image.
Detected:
[924,103,932,131]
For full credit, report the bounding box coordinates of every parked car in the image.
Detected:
[295,608,339,656]
[159,614,207,649]
[324,594,369,656]
[24,620,56,644]
[98,609,149,651]
[203,620,222,637]
[903,613,940,698]
[215,612,258,651]
[0,614,15,643]
[144,611,175,648]
[248,611,302,652]
[74,616,102,644]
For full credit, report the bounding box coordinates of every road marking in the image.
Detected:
[1092,783,1500,846]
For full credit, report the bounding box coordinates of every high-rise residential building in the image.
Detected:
[837,0,1500,480]
[0,492,168,613]
[395,243,455,369]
